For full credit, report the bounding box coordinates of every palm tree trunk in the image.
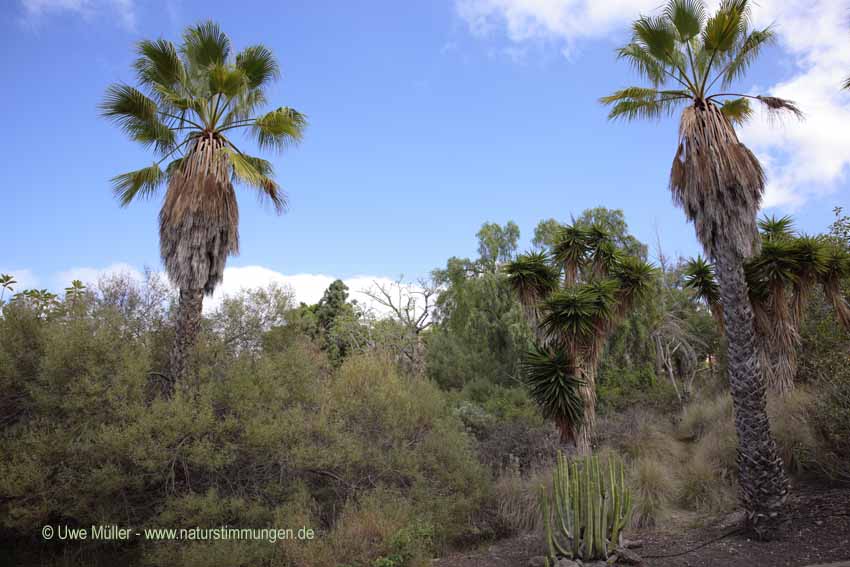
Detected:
[169,288,204,381]
[714,244,789,539]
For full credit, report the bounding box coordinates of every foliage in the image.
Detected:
[0,279,486,566]
[427,223,533,389]
[505,222,656,448]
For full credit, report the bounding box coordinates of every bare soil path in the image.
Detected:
[435,484,850,567]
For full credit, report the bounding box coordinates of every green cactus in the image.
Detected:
[540,453,632,562]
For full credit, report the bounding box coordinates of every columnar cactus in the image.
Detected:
[541,453,632,563]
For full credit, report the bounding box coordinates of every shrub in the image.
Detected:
[0,285,487,567]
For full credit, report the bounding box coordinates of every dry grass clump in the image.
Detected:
[678,450,737,514]
[677,394,733,441]
[631,456,677,528]
[598,408,683,463]
[768,387,849,479]
[488,466,549,535]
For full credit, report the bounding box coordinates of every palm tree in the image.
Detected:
[506,225,655,453]
[101,22,305,381]
[601,0,803,538]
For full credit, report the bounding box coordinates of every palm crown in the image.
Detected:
[600,0,800,125]
[101,21,305,212]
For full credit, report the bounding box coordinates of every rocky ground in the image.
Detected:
[434,484,850,567]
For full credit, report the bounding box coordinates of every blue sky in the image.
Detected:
[3,0,849,304]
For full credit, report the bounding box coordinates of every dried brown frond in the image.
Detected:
[159,133,239,294]
[670,103,764,259]
[756,96,804,120]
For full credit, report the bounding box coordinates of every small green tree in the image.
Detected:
[505,225,655,453]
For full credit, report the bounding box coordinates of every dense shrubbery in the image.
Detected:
[0,278,487,567]
[2,208,848,565]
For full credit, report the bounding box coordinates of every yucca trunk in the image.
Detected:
[715,246,789,537]
[671,103,788,539]
[574,370,596,455]
[160,134,239,380]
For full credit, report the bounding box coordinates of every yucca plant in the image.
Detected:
[540,453,633,563]
[101,21,305,381]
[601,0,803,538]
[506,225,655,453]
[685,218,850,394]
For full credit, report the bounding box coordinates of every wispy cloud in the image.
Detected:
[20,0,137,30]
[454,0,850,209]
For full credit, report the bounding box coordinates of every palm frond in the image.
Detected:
[100,84,175,153]
[236,45,280,89]
[719,97,752,125]
[110,163,166,206]
[134,38,185,92]
[221,89,267,127]
[717,27,776,88]
[615,43,667,86]
[754,95,804,120]
[182,20,231,68]
[600,87,691,121]
[664,0,706,42]
[252,107,307,151]
[225,148,286,213]
[208,63,247,97]
[633,15,678,63]
[702,0,750,53]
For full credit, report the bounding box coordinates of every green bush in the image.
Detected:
[0,283,487,567]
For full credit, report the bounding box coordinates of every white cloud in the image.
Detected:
[21,0,136,29]
[31,263,431,318]
[209,266,428,318]
[455,0,850,208]
[737,0,850,209]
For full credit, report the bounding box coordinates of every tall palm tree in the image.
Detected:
[102,22,305,381]
[601,0,802,538]
[505,225,655,453]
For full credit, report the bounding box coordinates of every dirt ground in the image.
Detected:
[434,484,850,567]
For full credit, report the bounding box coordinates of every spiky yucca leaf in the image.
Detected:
[505,252,560,310]
[522,345,586,444]
[758,215,794,242]
[553,225,590,284]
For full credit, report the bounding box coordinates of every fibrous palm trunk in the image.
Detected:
[169,288,204,382]
[671,102,788,539]
[715,244,789,539]
[160,134,239,381]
